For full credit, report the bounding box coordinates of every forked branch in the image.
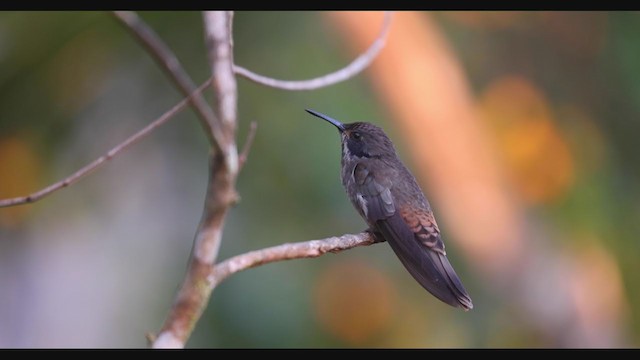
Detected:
[0,11,391,349]
[111,11,223,150]
[151,11,391,349]
[151,11,240,349]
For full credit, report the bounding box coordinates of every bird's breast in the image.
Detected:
[340,158,369,221]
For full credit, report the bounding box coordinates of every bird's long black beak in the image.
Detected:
[306,109,345,132]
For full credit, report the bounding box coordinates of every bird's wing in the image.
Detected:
[353,161,395,221]
[391,204,473,310]
[399,205,446,255]
[353,162,473,310]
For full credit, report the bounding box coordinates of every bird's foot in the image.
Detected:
[364,228,386,244]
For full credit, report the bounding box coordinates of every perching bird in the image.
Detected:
[306,109,473,311]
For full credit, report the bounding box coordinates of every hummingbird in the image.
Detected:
[306,109,473,311]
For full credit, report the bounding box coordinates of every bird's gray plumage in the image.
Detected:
[307,109,473,311]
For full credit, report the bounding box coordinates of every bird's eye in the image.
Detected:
[352,131,362,140]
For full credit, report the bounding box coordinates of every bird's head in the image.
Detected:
[306,109,396,159]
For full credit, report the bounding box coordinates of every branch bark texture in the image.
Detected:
[210,232,375,286]
[152,11,240,349]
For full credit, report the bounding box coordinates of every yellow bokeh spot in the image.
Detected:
[0,136,41,228]
[479,75,575,205]
[313,259,396,346]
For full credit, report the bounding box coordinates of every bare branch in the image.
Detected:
[1,12,231,209]
[111,11,223,150]
[199,9,239,268]
[0,78,213,208]
[205,11,238,148]
[210,232,375,285]
[233,11,392,91]
[152,232,376,348]
[152,11,390,348]
[238,121,258,170]
[152,11,240,349]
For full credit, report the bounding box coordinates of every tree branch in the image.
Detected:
[1,11,390,348]
[150,11,394,349]
[233,11,392,91]
[151,232,375,348]
[152,11,240,349]
[111,10,223,151]
[2,11,245,209]
[0,78,213,208]
[210,232,375,286]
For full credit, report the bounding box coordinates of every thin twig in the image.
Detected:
[111,11,223,151]
[233,11,392,91]
[210,232,375,285]
[238,121,257,170]
[0,78,213,208]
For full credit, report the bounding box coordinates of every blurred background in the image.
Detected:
[0,11,638,348]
